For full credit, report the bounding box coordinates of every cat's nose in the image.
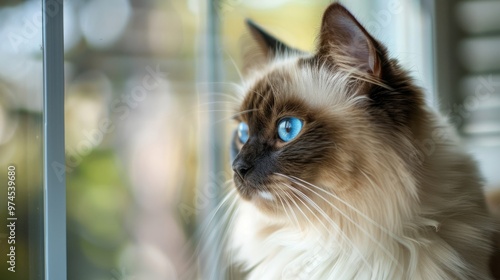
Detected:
[232,158,253,179]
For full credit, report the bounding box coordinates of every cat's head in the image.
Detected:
[231,3,426,218]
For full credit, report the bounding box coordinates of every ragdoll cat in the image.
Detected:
[226,3,497,279]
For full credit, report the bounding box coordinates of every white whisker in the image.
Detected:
[273,182,300,228]
[230,108,261,119]
[281,173,405,244]
[275,173,403,270]
[280,182,373,273]
[223,50,245,84]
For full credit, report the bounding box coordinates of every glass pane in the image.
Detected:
[0,0,44,279]
[63,0,200,278]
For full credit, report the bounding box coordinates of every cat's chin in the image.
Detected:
[233,174,318,213]
[238,189,296,217]
[233,181,281,213]
[234,184,274,203]
[248,192,284,215]
[233,174,268,199]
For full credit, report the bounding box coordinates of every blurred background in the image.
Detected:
[0,0,499,279]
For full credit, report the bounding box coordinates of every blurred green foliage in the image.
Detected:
[67,149,131,280]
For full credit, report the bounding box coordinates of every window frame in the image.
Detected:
[42,0,66,279]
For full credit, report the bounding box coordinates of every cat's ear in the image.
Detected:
[242,19,303,73]
[317,3,382,77]
[245,19,298,58]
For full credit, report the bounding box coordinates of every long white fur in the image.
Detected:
[227,55,495,279]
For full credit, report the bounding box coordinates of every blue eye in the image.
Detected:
[238,122,249,144]
[277,117,303,142]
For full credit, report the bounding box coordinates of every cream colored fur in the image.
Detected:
[228,57,496,280]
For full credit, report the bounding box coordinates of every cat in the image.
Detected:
[225,3,497,280]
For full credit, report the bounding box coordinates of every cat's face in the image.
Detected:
[231,4,424,217]
[231,64,370,212]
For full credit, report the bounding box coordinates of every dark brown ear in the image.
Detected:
[241,19,304,74]
[317,3,382,77]
[245,19,301,59]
